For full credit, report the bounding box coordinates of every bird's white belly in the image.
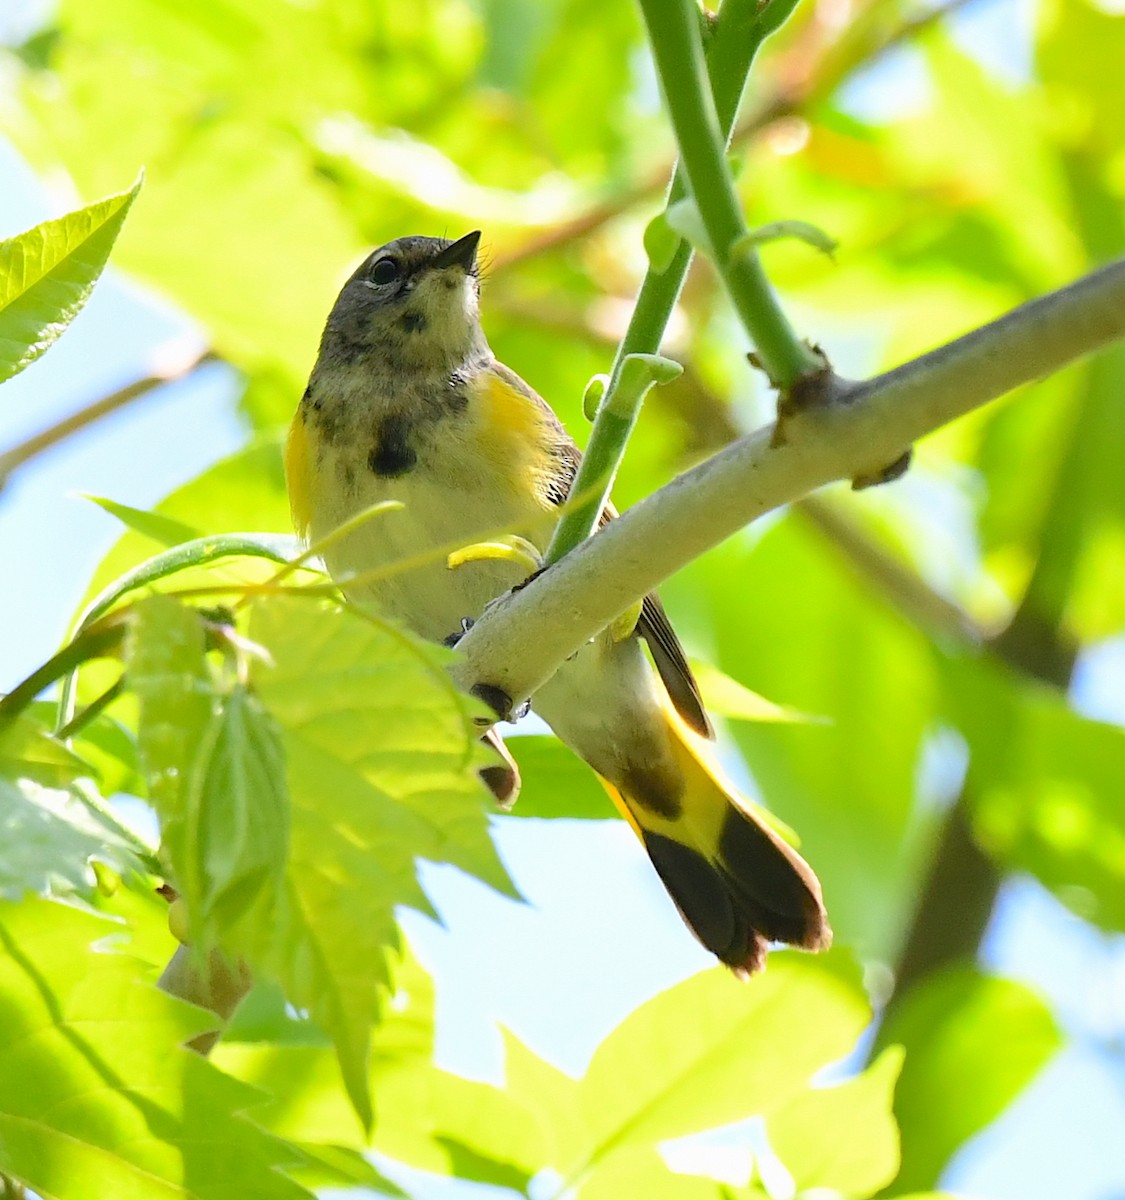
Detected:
[310,452,551,644]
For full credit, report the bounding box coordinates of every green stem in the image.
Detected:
[0,618,126,731]
[640,0,817,388]
[1,1175,25,1200]
[56,677,126,740]
[546,0,794,565]
[570,355,685,534]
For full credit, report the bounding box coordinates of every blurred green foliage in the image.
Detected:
[1,0,1123,1195]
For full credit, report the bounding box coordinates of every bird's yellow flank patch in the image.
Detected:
[285,414,315,538]
[473,365,560,508]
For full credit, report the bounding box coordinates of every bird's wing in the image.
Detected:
[488,359,712,739]
[638,592,712,738]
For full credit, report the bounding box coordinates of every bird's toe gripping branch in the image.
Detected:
[443,616,475,648]
[445,534,543,725]
[444,623,528,727]
[479,726,521,809]
[469,681,517,724]
[443,619,523,804]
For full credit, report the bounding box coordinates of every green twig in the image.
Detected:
[571,354,684,536]
[55,677,126,740]
[546,0,798,565]
[0,617,127,731]
[639,0,819,388]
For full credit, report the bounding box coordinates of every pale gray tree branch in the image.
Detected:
[453,257,1125,714]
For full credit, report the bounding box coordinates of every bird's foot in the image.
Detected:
[470,682,532,726]
[443,616,474,648]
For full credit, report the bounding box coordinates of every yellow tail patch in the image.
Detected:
[594,698,830,975]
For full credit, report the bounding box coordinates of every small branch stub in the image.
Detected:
[852,447,913,490]
[754,341,836,445]
[609,353,684,415]
[732,221,838,261]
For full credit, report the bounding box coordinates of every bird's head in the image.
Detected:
[320,230,486,373]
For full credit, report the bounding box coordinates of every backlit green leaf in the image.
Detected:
[76,439,293,624]
[767,1045,904,1196]
[690,661,820,724]
[0,176,141,384]
[187,684,289,937]
[0,712,89,788]
[245,594,514,1127]
[578,1148,726,1200]
[127,593,214,861]
[0,774,147,900]
[356,952,873,1193]
[574,954,869,1168]
[506,735,617,819]
[84,494,203,548]
[0,896,310,1200]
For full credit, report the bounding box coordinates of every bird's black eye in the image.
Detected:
[370,257,400,285]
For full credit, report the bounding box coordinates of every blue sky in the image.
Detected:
[2,3,1125,1192]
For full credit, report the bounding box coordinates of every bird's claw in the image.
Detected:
[471,682,519,726]
[443,616,475,648]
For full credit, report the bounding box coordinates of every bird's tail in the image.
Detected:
[600,708,831,976]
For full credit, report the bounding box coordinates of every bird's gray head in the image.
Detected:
[318,231,488,374]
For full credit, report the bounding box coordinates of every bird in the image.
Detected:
[286,229,830,975]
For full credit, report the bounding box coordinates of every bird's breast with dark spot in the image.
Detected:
[369,413,417,477]
[400,310,427,333]
[313,406,344,443]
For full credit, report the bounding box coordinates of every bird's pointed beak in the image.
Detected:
[431,230,481,272]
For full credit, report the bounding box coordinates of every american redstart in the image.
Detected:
[287,230,830,974]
